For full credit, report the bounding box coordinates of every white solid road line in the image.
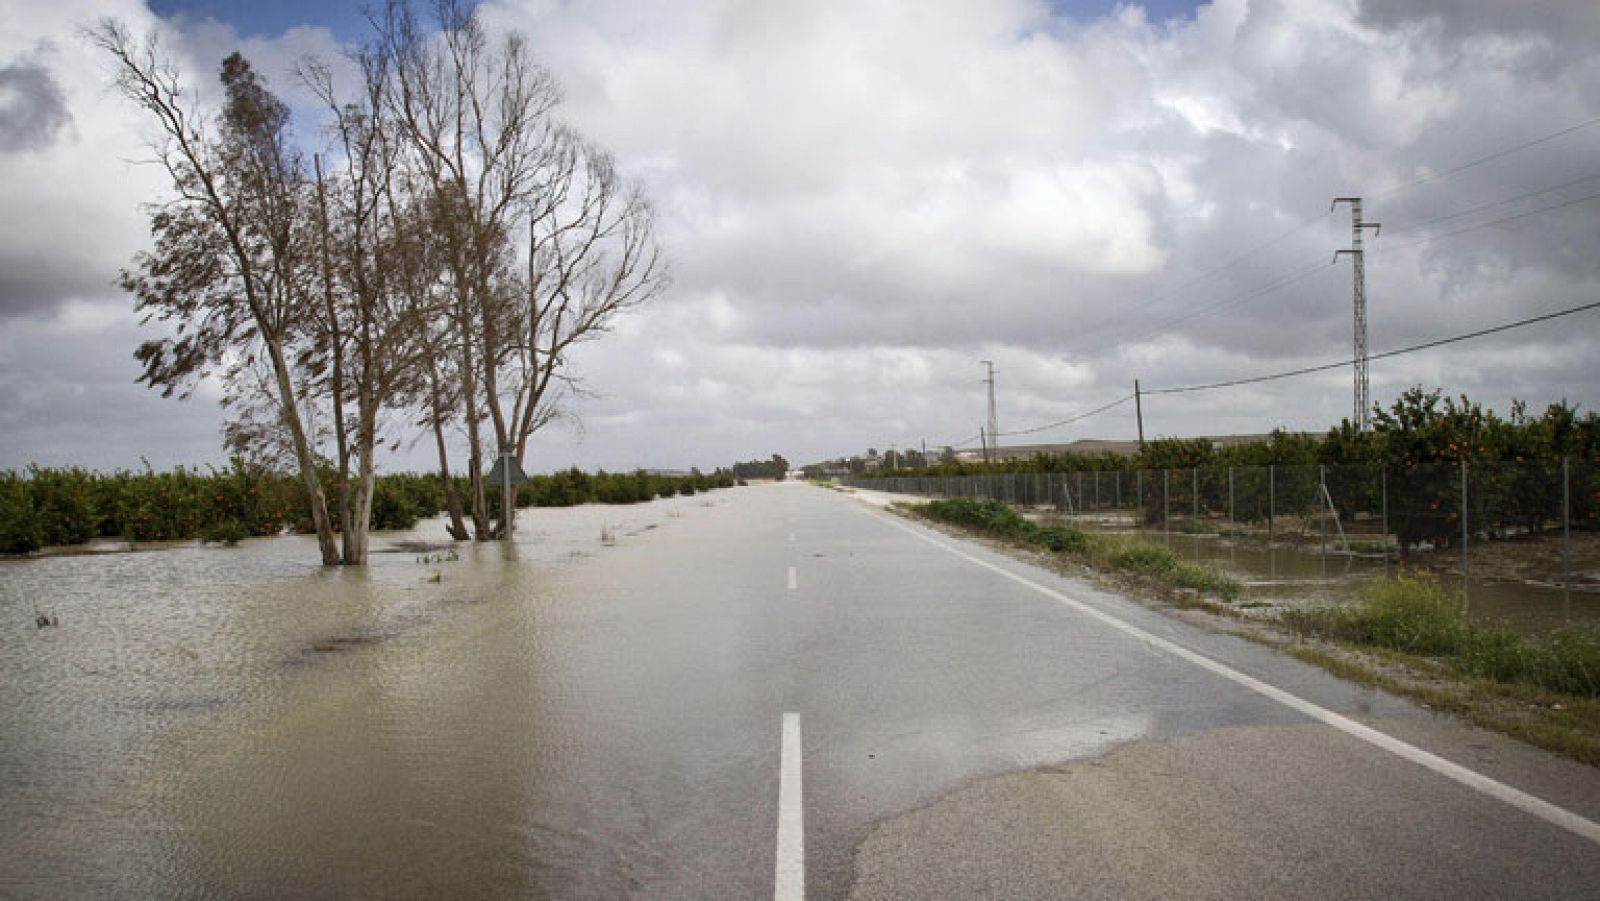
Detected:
[871,510,1600,847]
[775,712,805,901]
[788,566,798,590]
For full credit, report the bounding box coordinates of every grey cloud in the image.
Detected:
[0,256,118,318]
[1359,0,1600,46]
[0,56,71,153]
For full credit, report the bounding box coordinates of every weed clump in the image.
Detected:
[1089,535,1241,600]
[920,498,1087,553]
[1280,574,1600,698]
[915,498,1240,601]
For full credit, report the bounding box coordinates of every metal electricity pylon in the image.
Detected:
[980,360,999,453]
[1333,197,1381,430]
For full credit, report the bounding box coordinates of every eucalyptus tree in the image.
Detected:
[500,136,665,524]
[301,46,445,564]
[91,24,342,564]
[375,0,553,537]
[378,0,665,539]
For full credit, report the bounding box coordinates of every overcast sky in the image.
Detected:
[3,0,1598,475]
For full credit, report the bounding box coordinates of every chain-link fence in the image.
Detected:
[848,458,1598,590]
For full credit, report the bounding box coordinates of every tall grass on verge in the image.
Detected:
[1280,574,1600,698]
[919,498,1088,552]
[913,498,1240,601]
[1083,535,1242,601]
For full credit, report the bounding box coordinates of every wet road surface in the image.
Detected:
[3,483,1600,898]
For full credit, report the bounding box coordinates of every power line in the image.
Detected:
[1085,118,1600,354]
[997,393,1135,438]
[1382,171,1600,235]
[1373,189,1600,255]
[1146,299,1600,396]
[1067,210,1334,351]
[1373,115,1600,200]
[1116,257,1338,347]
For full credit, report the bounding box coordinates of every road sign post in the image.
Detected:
[487,448,528,541]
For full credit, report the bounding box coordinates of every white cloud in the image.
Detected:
[3,0,1599,474]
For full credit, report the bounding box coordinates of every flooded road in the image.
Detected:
[5,484,1600,899]
[2,494,779,898]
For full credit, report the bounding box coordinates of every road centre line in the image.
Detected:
[775,712,805,901]
[788,566,798,590]
[868,509,1600,847]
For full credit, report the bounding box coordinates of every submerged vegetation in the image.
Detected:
[911,497,1241,602]
[0,462,734,554]
[1280,575,1600,699]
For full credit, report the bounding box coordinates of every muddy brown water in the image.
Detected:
[0,498,704,899]
[1108,525,1600,633]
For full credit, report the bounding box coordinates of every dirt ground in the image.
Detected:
[1407,530,1600,585]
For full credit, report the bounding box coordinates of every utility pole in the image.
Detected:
[1134,379,1145,449]
[980,360,999,456]
[1333,197,1381,430]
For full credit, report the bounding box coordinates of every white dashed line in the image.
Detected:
[775,712,804,901]
[787,566,797,590]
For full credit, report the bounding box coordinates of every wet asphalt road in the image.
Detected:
[535,482,1600,899]
[7,481,1600,899]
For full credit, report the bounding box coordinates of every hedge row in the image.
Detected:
[1,462,736,553]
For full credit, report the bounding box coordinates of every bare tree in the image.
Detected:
[300,47,443,564]
[376,0,570,538]
[95,5,663,556]
[91,23,342,564]
[493,137,665,534]
[377,0,664,538]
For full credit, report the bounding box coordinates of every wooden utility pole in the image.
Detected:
[1134,379,1145,448]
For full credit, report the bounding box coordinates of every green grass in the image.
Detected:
[914,498,1239,601]
[1082,533,1242,601]
[920,498,1089,553]
[1282,642,1600,766]
[1279,574,1600,699]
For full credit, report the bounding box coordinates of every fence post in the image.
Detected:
[1268,465,1276,543]
[1461,459,1470,608]
[1192,468,1199,520]
[1381,467,1390,577]
[1094,471,1100,510]
[1319,464,1327,556]
[1163,469,1170,531]
[1228,466,1234,523]
[1563,456,1572,589]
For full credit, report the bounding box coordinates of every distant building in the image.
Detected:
[955,434,1284,463]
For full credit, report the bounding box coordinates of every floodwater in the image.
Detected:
[0,497,702,899]
[1123,525,1600,633]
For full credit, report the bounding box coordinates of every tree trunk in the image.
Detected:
[315,156,355,563]
[265,334,341,565]
[456,301,491,540]
[430,371,470,541]
[343,394,379,566]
